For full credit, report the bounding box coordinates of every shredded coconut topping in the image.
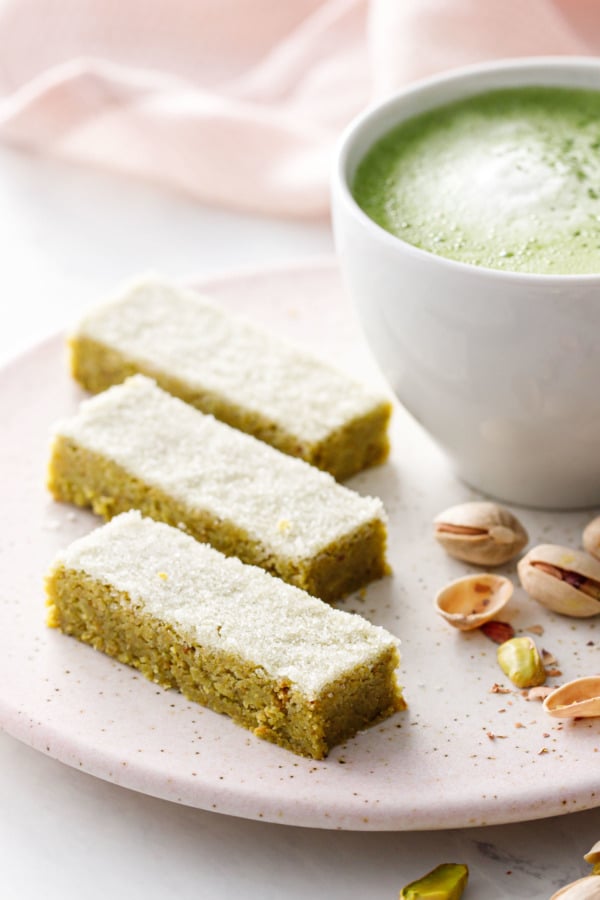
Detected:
[74,276,388,444]
[54,375,386,560]
[54,512,399,697]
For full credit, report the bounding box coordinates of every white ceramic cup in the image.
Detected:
[332,57,600,510]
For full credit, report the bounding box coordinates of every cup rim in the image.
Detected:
[334,55,600,284]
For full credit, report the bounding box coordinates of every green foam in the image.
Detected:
[352,86,600,275]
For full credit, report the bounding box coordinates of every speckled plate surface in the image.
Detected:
[0,259,599,831]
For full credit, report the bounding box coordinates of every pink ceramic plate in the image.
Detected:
[1,259,598,830]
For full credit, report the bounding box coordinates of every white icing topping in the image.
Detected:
[55,375,386,561]
[74,276,388,444]
[54,511,399,697]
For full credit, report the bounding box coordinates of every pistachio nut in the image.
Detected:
[551,843,600,896]
[497,636,546,689]
[550,876,600,899]
[433,501,528,566]
[583,515,600,561]
[434,573,513,631]
[543,676,600,719]
[517,545,600,618]
[400,863,469,899]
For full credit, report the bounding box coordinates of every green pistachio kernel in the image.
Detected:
[497,636,547,688]
[400,862,469,899]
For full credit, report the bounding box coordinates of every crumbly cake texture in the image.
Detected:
[47,375,389,603]
[46,512,404,759]
[68,276,392,480]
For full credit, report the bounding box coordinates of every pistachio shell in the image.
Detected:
[584,841,600,866]
[497,636,546,688]
[543,676,600,719]
[434,574,513,631]
[583,515,600,561]
[550,876,600,899]
[400,863,469,899]
[517,545,600,618]
[433,501,528,566]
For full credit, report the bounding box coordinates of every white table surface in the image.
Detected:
[0,144,598,900]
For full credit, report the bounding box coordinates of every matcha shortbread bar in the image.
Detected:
[46,512,404,758]
[48,375,389,603]
[69,276,392,480]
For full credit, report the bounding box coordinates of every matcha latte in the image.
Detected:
[352,86,600,274]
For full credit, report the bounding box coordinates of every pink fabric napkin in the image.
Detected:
[0,0,598,218]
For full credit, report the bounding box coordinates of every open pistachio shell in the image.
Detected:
[583,515,600,561]
[400,863,469,899]
[435,574,513,631]
[517,545,600,618]
[584,841,600,866]
[543,676,600,719]
[550,876,600,899]
[434,501,528,566]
